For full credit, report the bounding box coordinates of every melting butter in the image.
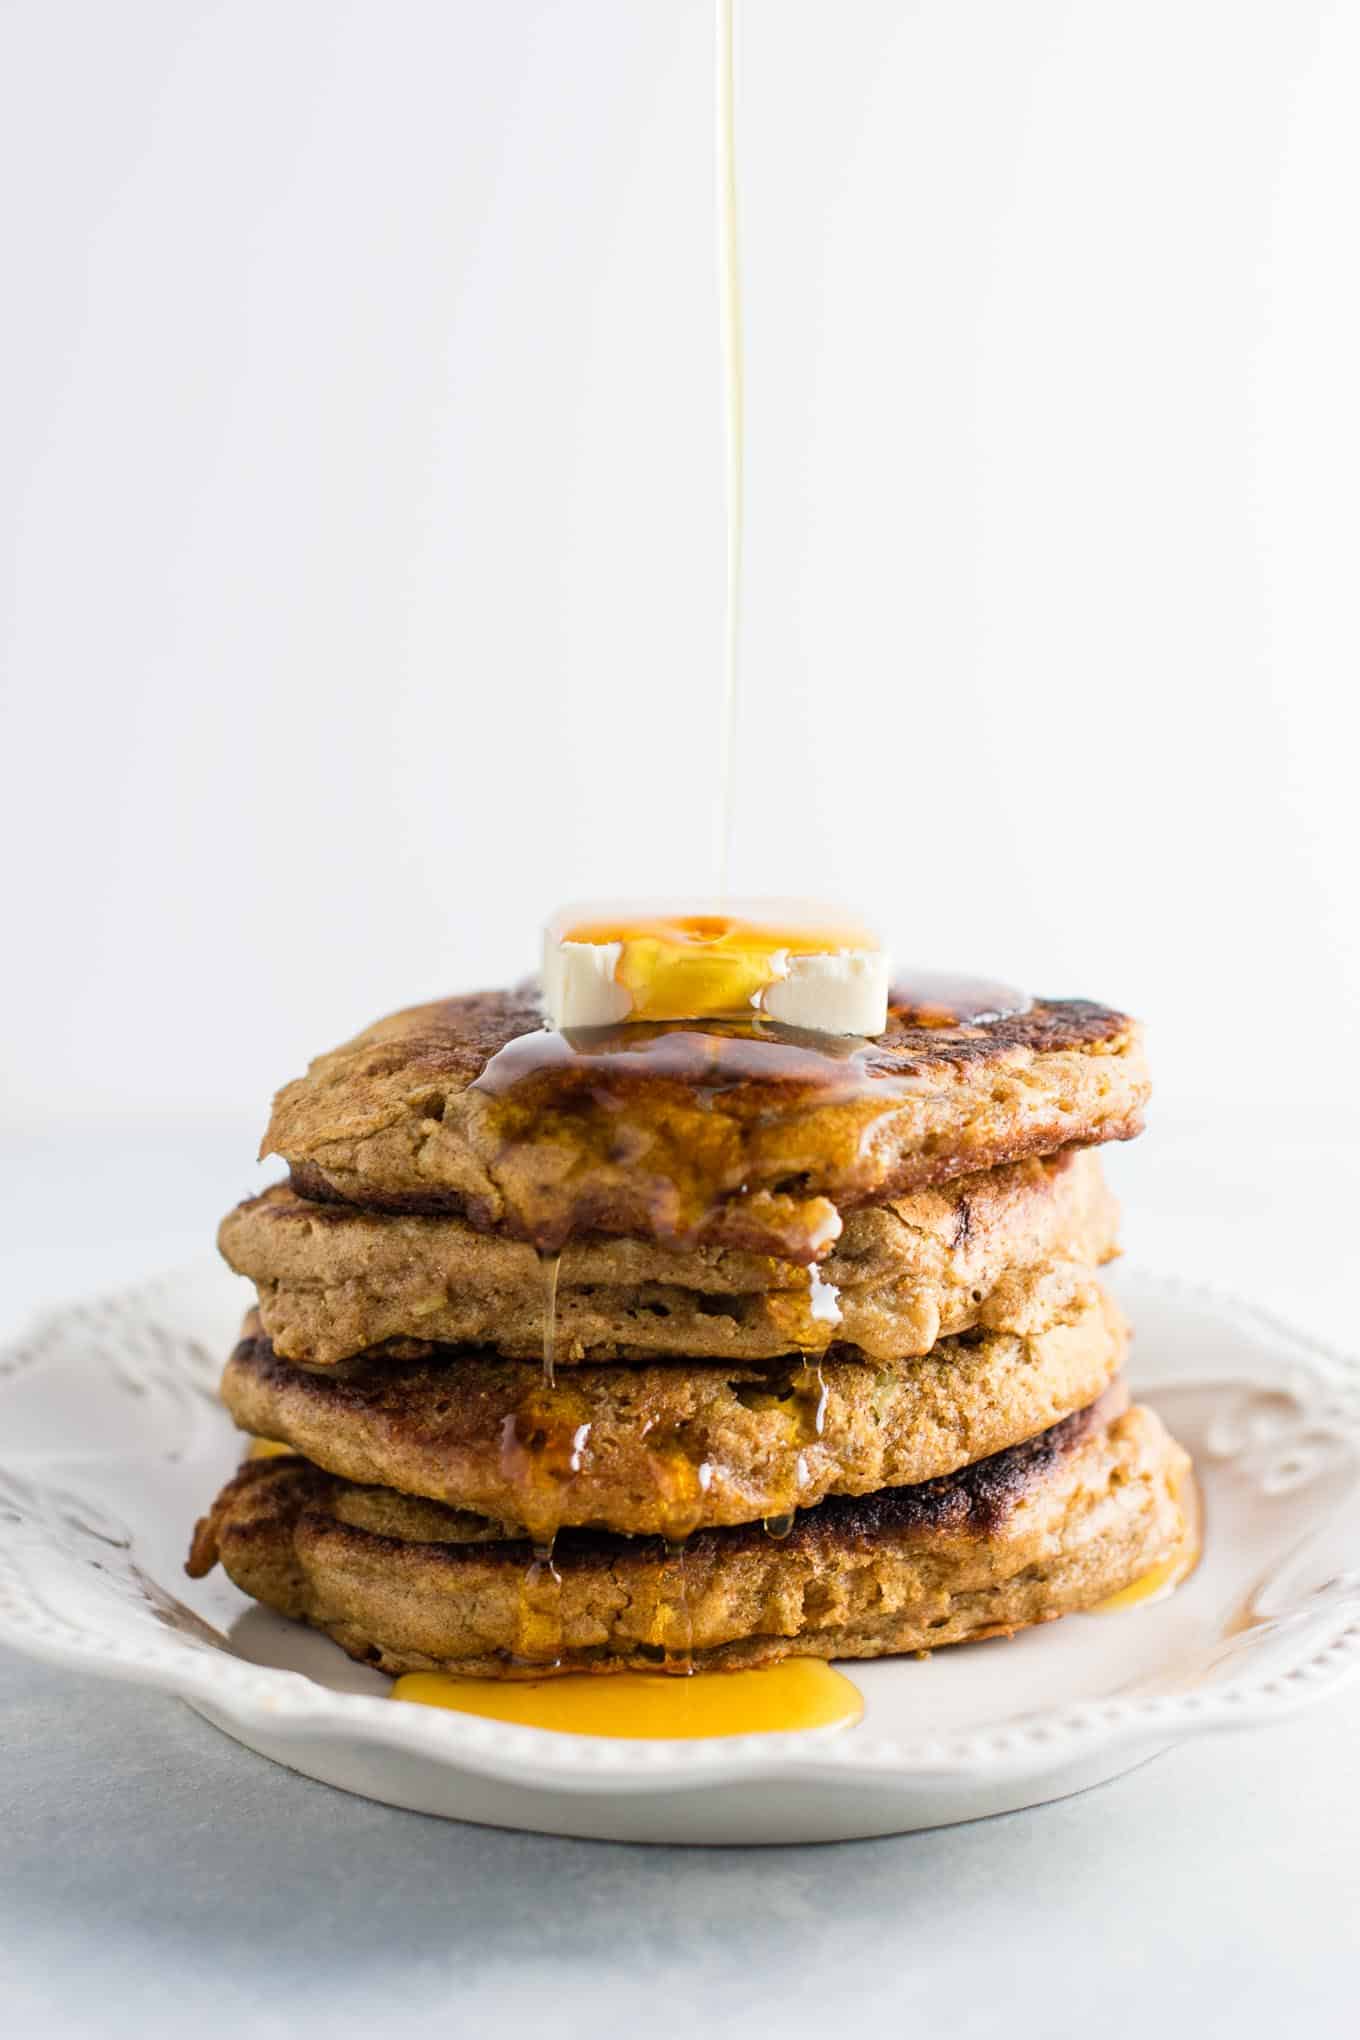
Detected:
[541,903,889,1032]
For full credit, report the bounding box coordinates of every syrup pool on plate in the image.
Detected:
[1091,1472,1203,1613]
[389,1660,863,1740]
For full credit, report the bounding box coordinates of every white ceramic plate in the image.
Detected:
[1,1261,1358,1844]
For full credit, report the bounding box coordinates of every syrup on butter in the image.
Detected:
[542,901,889,1034]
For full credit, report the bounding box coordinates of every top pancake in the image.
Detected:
[263,981,1147,1262]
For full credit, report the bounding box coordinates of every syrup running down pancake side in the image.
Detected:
[476,975,1026,1668]
[1092,1470,1202,1611]
[466,972,1042,1263]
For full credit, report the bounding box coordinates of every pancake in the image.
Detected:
[262,982,1147,1261]
[221,1280,1127,1538]
[221,1148,1120,1368]
[187,1388,1189,1676]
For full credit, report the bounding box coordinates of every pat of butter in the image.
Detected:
[542,901,890,1036]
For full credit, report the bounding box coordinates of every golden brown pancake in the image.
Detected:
[187,1388,1188,1676]
[262,982,1147,1261]
[221,1149,1119,1368]
[220,1280,1127,1538]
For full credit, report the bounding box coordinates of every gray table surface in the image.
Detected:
[4,1122,1359,2038]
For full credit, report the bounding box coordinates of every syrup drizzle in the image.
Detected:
[498,1378,591,1678]
[807,1263,842,1331]
[715,0,743,894]
[762,1276,833,1538]
[788,1348,829,1516]
[514,1537,564,1667]
[511,1250,566,1666]
[1092,1471,1202,1613]
[539,1246,562,1387]
[639,1426,709,1676]
[476,977,1030,1110]
[792,1354,829,1447]
[889,972,1031,1029]
[659,1538,695,1676]
[513,1251,568,1653]
[498,1390,592,1533]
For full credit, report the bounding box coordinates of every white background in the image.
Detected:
[3,13,1358,2026]
[3,0,1358,1134]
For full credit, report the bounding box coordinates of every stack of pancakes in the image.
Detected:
[188,983,1191,1676]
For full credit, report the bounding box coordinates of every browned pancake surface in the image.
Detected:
[220,1280,1127,1537]
[187,1389,1189,1676]
[221,1149,1119,1367]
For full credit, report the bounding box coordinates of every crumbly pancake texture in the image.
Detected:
[187,1390,1189,1676]
[221,1149,1119,1368]
[220,1280,1128,1538]
[261,984,1147,1261]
